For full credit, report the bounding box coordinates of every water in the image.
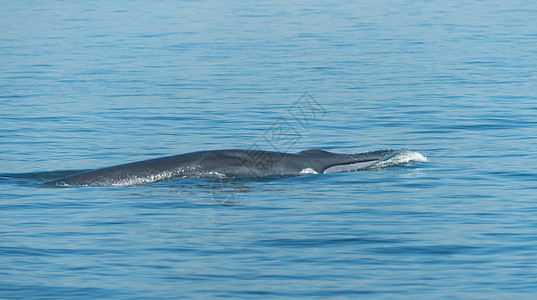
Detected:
[2,0,537,298]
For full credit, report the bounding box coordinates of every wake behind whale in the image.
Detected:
[43,149,426,187]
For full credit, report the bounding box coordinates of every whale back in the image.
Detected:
[299,149,338,156]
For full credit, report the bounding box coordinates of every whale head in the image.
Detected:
[299,149,395,173]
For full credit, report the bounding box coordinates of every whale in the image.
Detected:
[43,149,396,187]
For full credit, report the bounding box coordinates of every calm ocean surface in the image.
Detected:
[2,0,537,298]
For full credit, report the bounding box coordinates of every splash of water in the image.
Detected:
[373,149,428,168]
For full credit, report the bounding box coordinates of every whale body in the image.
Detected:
[43,149,395,187]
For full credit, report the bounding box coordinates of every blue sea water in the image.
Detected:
[2,0,537,298]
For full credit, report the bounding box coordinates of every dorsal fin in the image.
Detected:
[299,149,338,156]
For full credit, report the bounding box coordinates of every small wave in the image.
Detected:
[373,149,428,168]
[0,171,88,185]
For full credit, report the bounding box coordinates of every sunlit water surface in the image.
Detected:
[2,1,537,299]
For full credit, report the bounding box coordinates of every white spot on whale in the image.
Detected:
[299,168,318,175]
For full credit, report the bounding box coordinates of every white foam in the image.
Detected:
[197,171,227,178]
[373,149,428,168]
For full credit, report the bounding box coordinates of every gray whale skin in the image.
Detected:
[44,149,394,187]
